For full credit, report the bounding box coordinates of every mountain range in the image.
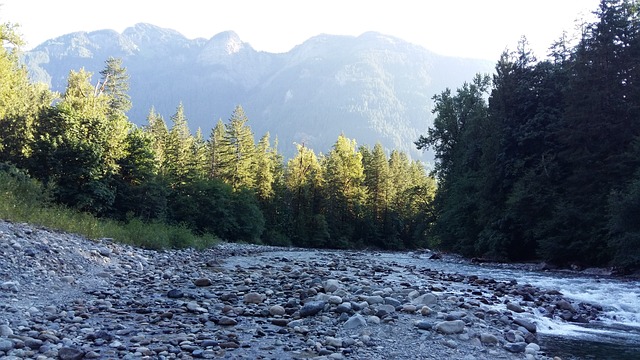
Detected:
[21,23,494,163]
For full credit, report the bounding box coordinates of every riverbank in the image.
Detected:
[0,219,604,359]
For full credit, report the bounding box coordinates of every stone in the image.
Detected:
[193,278,212,287]
[218,316,238,326]
[412,293,437,306]
[299,301,326,317]
[504,342,528,353]
[0,324,13,336]
[514,318,537,333]
[243,292,264,304]
[434,320,465,334]
[0,339,14,352]
[507,302,525,313]
[167,289,184,298]
[323,279,341,293]
[269,305,286,316]
[415,320,433,330]
[480,333,499,345]
[58,347,85,360]
[343,314,367,329]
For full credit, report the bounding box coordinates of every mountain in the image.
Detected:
[22,23,494,163]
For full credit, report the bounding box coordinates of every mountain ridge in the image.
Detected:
[22,23,494,162]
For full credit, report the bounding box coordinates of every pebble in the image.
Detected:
[0,219,596,360]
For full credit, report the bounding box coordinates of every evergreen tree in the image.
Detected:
[164,102,193,185]
[144,106,168,175]
[323,134,366,247]
[208,118,225,179]
[218,105,256,191]
[286,143,326,247]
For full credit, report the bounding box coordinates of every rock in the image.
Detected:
[504,342,528,353]
[480,333,499,345]
[412,293,437,306]
[364,295,385,305]
[525,342,541,355]
[514,318,537,333]
[218,316,238,326]
[24,337,44,349]
[323,279,341,293]
[434,320,465,334]
[0,324,13,336]
[193,278,212,287]
[167,289,184,298]
[343,314,367,329]
[556,299,576,313]
[243,292,264,304]
[0,339,14,352]
[269,305,286,316]
[58,347,85,360]
[299,301,326,317]
[420,306,433,316]
[507,302,525,313]
[415,320,433,330]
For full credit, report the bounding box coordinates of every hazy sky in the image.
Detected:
[1,0,600,60]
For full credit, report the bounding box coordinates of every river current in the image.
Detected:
[374,251,640,360]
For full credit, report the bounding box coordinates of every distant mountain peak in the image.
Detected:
[210,31,244,55]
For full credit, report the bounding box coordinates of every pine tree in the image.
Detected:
[323,134,366,247]
[208,119,225,179]
[164,102,194,185]
[144,106,168,175]
[218,105,256,191]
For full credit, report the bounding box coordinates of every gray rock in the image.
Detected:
[415,320,433,330]
[514,318,537,333]
[343,314,367,329]
[0,324,13,336]
[218,316,238,326]
[504,342,528,353]
[167,289,184,298]
[412,293,437,306]
[269,305,286,316]
[323,279,341,293]
[58,347,85,360]
[193,278,212,287]
[243,292,264,304]
[0,339,14,352]
[480,333,499,345]
[299,301,326,317]
[434,320,465,334]
[507,302,525,313]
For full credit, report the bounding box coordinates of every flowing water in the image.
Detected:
[375,251,640,360]
[236,248,640,359]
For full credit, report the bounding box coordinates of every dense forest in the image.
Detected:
[0,22,436,250]
[1,0,639,269]
[416,0,640,268]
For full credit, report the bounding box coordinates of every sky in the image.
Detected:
[1,0,600,61]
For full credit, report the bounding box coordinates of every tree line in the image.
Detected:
[416,0,640,269]
[0,25,435,249]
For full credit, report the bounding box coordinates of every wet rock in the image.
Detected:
[507,302,525,313]
[514,318,537,333]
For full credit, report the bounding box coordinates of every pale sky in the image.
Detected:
[1,0,600,61]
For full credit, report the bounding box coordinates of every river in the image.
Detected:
[375,251,640,360]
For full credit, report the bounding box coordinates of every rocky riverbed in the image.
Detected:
[0,219,600,359]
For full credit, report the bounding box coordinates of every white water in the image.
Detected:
[374,251,640,348]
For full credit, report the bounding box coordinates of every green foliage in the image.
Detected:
[418,0,640,267]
